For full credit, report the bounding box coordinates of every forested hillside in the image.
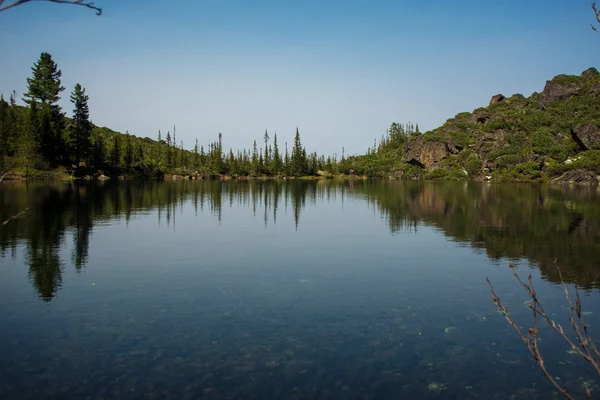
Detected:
[0,53,341,180]
[2,52,599,183]
[341,68,600,183]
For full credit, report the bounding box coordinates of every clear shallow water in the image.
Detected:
[0,180,599,399]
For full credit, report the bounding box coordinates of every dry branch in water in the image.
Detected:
[487,262,600,399]
[0,0,101,15]
[1,208,28,226]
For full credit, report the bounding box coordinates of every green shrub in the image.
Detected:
[465,155,482,177]
[424,168,449,180]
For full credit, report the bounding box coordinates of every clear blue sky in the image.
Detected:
[0,0,598,156]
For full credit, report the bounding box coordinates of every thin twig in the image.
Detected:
[487,260,600,399]
[0,0,102,15]
[593,2,600,32]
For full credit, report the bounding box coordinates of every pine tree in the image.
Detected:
[263,129,270,174]
[69,83,91,165]
[284,141,289,175]
[290,127,306,176]
[156,130,162,165]
[23,52,65,166]
[166,131,172,169]
[272,133,281,174]
[252,140,258,173]
[193,139,199,169]
[172,125,177,169]
[18,102,42,177]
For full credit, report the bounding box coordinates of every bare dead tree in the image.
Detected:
[0,0,101,15]
[593,2,600,32]
[487,262,600,399]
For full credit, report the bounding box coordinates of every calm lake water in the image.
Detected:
[1,180,599,399]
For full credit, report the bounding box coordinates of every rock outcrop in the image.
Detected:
[471,108,489,124]
[539,75,581,107]
[406,136,459,168]
[397,68,600,183]
[571,122,600,151]
[489,94,505,105]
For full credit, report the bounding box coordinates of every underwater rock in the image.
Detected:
[427,382,447,393]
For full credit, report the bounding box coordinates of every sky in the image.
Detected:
[0,0,599,156]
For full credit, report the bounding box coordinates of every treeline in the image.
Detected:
[1,52,366,179]
[337,122,420,177]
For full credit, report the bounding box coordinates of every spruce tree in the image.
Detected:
[263,129,270,174]
[165,131,172,169]
[290,127,306,176]
[23,52,65,166]
[69,83,91,165]
[18,102,42,177]
[272,133,281,174]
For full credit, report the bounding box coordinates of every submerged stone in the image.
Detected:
[427,382,447,393]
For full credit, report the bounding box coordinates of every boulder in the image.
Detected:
[420,141,449,167]
[406,135,425,167]
[581,67,599,81]
[471,108,489,124]
[405,136,451,168]
[97,174,110,180]
[570,122,600,151]
[539,76,581,107]
[474,130,508,155]
[489,94,505,105]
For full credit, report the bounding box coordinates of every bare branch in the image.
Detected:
[593,2,600,32]
[488,261,600,399]
[0,0,101,15]
[1,208,28,226]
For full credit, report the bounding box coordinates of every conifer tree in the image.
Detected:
[23,52,65,166]
[69,83,91,165]
[272,133,281,174]
[19,102,42,176]
[263,129,270,174]
[290,127,306,176]
[166,131,172,169]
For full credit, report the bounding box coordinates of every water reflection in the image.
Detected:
[1,180,599,302]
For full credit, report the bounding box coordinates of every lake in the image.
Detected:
[1,180,599,399]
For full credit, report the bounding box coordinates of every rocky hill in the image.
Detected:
[405,67,600,184]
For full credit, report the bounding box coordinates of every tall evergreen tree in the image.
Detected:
[69,83,91,165]
[272,133,281,174]
[165,131,173,168]
[23,52,65,166]
[263,129,270,174]
[290,127,306,176]
[18,102,42,177]
[193,139,199,169]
